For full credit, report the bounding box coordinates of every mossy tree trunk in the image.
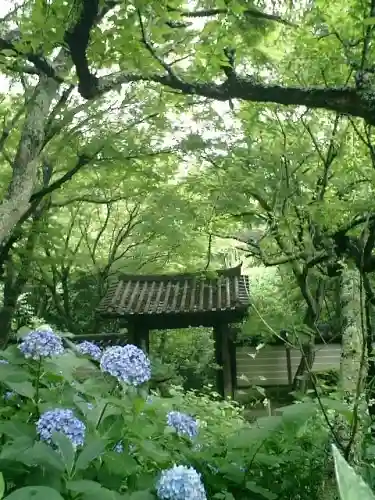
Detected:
[321,269,368,500]
[338,268,368,465]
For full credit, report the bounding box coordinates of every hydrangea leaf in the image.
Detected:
[4,381,35,399]
[66,480,102,494]
[74,438,107,473]
[128,490,155,500]
[0,422,36,439]
[332,444,375,500]
[138,441,170,464]
[0,437,33,463]
[0,364,31,384]
[245,481,277,500]
[51,432,76,475]
[3,486,64,500]
[22,442,65,472]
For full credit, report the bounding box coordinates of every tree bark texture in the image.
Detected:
[0,50,70,250]
[0,215,43,346]
[338,268,369,464]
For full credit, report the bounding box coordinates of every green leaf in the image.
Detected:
[277,402,318,424]
[0,422,36,439]
[0,365,30,383]
[0,437,34,461]
[45,352,95,383]
[16,327,32,339]
[128,491,155,500]
[228,416,283,448]
[66,480,102,493]
[3,486,64,500]
[23,468,63,491]
[22,442,65,472]
[82,488,122,500]
[138,440,170,464]
[66,482,122,500]
[0,472,5,500]
[364,17,375,25]
[4,381,35,399]
[74,438,107,472]
[332,444,375,500]
[104,451,138,475]
[212,493,235,500]
[0,49,17,57]
[51,432,75,474]
[245,481,277,500]
[320,398,352,421]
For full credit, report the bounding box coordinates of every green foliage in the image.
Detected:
[240,266,305,340]
[151,328,215,390]
[0,334,352,500]
[1,2,375,498]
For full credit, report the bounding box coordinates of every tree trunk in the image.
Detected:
[0,212,46,346]
[0,49,69,250]
[365,287,375,420]
[293,279,324,393]
[0,267,19,346]
[338,268,368,465]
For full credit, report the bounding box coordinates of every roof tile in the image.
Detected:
[97,266,250,317]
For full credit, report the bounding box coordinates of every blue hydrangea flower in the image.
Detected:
[36,408,85,448]
[100,344,151,386]
[19,329,64,360]
[0,359,8,364]
[156,465,207,500]
[76,341,102,361]
[4,391,15,400]
[113,441,124,453]
[167,411,198,439]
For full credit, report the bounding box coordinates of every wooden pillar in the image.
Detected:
[127,322,150,354]
[126,323,136,345]
[138,327,150,354]
[213,323,235,399]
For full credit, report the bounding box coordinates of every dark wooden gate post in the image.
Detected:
[128,322,149,354]
[137,326,150,354]
[213,323,235,399]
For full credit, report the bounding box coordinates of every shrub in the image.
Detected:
[0,328,345,500]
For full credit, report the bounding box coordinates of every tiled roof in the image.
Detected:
[97,265,250,317]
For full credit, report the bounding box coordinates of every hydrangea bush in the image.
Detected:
[0,327,339,500]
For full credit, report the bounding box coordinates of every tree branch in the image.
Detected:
[51,194,131,207]
[91,72,374,124]
[166,5,295,27]
[0,36,64,83]
[29,153,94,202]
[2,3,374,124]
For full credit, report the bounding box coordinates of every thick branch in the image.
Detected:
[166,5,294,27]
[92,72,375,124]
[0,36,64,83]
[64,0,101,99]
